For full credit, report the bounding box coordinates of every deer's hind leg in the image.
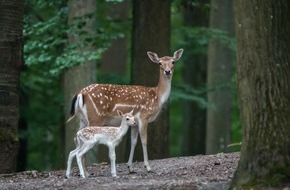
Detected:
[76,142,95,178]
[127,125,139,173]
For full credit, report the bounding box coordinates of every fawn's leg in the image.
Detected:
[108,146,117,177]
[76,143,94,178]
[66,147,79,178]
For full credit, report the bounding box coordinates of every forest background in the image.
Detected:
[18,0,238,171]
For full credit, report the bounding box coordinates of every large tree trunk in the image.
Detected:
[206,0,234,154]
[64,0,97,165]
[0,0,24,173]
[130,0,170,160]
[230,0,290,188]
[181,1,208,156]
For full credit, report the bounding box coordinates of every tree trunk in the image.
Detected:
[206,0,234,154]
[64,0,97,165]
[99,0,129,76]
[230,0,290,188]
[181,1,208,156]
[130,0,170,160]
[0,0,24,173]
[97,0,130,164]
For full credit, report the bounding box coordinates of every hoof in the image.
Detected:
[144,165,152,172]
[128,165,135,174]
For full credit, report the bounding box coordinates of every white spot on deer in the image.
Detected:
[100,101,103,104]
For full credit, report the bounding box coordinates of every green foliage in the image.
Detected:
[173,26,236,55]
[171,84,209,109]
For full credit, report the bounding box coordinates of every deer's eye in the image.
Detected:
[172,61,175,64]
[126,118,129,121]
[159,62,162,65]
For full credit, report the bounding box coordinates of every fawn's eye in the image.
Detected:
[159,62,162,66]
[126,118,129,121]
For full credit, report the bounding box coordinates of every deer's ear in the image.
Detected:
[117,110,123,117]
[147,51,160,63]
[173,49,183,61]
[129,109,134,115]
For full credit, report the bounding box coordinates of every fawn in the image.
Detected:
[66,110,136,178]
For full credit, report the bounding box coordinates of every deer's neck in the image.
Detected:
[116,122,130,139]
[156,71,172,105]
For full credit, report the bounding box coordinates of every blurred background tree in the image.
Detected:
[206,0,234,154]
[179,0,209,156]
[19,0,238,171]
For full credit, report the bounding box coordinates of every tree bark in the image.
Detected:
[64,0,97,165]
[230,0,290,188]
[206,0,234,154]
[0,0,24,173]
[130,0,170,160]
[97,0,130,163]
[181,1,208,156]
[99,0,129,76]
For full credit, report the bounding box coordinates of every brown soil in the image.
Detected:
[0,152,239,190]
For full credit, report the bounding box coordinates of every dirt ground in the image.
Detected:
[0,152,239,190]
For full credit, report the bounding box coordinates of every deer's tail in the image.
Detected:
[66,94,84,123]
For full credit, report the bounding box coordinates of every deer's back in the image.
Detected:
[80,84,160,126]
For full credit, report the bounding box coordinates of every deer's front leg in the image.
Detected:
[139,121,151,172]
[127,125,139,173]
[108,146,117,177]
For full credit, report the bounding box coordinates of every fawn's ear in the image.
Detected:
[147,51,160,64]
[173,49,184,61]
[117,110,123,117]
[129,109,134,115]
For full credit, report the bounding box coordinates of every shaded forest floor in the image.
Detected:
[0,153,240,190]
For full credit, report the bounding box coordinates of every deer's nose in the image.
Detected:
[165,70,171,75]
